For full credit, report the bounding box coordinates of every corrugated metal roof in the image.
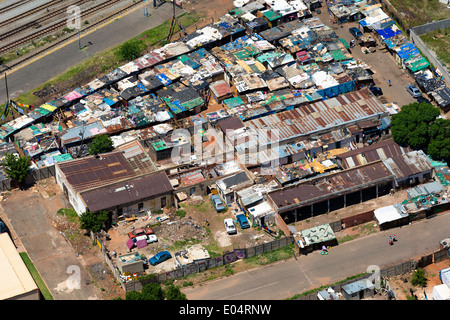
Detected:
[81,172,173,212]
[57,151,136,193]
[337,139,411,169]
[116,140,156,175]
[382,150,434,180]
[270,161,395,210]
[245,89,387,143]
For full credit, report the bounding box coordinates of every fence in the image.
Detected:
[89,231,126,290]
[380,0,450,84]
[409,23,450,86]
[119,236,295,293]
[0,164,56,191]
[297,247,449,300]
[341,210,374,229]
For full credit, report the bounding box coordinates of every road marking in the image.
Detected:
[294,258,313,285]
[220,281,280,300]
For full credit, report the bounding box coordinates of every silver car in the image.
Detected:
[406,84,422,98]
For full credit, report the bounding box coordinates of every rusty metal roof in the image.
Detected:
[382,150,434,180]
[337,139,411,169]
[269,161,395,211]
[57,152,136,193]
[245,89,388,143]
[116,140,156,175]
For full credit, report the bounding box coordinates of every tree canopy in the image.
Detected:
[116,39,144,61]
[2,153,31,188]
[124,283,187,300]
[391,102,450,162]
[79,210,109,233]
[88,134,114,155]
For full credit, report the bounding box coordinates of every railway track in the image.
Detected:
[0,0,35,16]
[0,0,77,29]
[0,0,88,41]
[0,0,128,55]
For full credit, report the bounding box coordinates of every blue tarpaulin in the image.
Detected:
[397,42,420,60]
[376,27,402,40]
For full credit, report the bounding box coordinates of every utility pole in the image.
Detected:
[4,72,9,103]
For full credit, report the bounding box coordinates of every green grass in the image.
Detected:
[19,252,53,300]
[243,243,295,267]
[420,27,450,65]
[388,0,450,28]
[57,207,80,224]
[286,272,368,300]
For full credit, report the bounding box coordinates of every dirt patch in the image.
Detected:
[389,260,450,300]
[26,179,126,300]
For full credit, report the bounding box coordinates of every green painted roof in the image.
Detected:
[262,10,281,21]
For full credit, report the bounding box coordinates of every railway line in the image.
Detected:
[0,0,135,55]
[0,0,35,15]
[0,0,78,29]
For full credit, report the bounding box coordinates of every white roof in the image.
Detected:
[374,205,404,225]
[432,284,450,300]
[247,201,274,218]
[0,233,38,300]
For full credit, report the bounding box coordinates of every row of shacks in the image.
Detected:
[2,0,446,261]
[327,0,450,111]
[0,0,382,171]
[0,0,443,212]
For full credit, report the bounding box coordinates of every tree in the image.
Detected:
[391,102,441,148]
[2,153,31,189]
[427,118,450,161]
[116,39,144,61]
[165,284,187,300]
[124,283,187,300]
[79,210,108,233]
[88,134,114,155]
[411,269,428,287]
[390,102,450,162]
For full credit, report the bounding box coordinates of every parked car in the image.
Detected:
[224,218,237,235]
[369,86,383,97]
[149,250,171,266]
[406,84,422,98]
[211,194,225,212]
[236,214,250,229]
[349,27,363,38]
[0,218,6,234]
[147,234,158,244]
[128,227,154,239]
[417,96,431,104]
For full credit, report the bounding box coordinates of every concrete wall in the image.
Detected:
[410,27,450,86]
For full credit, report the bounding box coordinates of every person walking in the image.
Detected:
[388,79,391,87]
[389,236,393,245]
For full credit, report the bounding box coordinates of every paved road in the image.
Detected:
[1,191,99,300]
[182,212,450,300]
[0,2,184,99]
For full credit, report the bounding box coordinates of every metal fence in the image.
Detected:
[297,247,449,300]
[0,165,56,191]
[118,236,295,293]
